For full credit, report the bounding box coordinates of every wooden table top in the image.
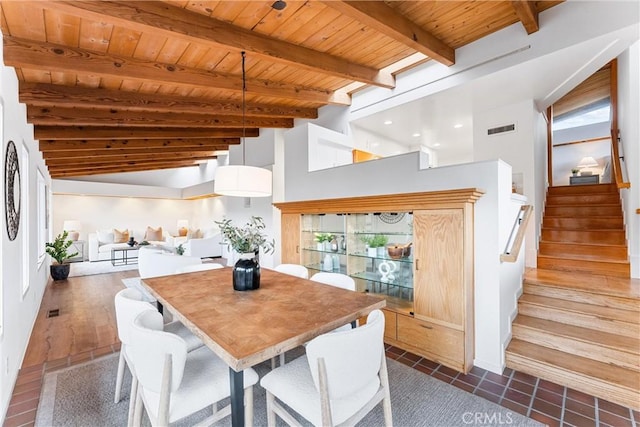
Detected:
[141,267,386,370]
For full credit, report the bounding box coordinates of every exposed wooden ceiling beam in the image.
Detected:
[35,127,258,140]
[3,36,350,106]
[511,1,539,34]
[19,83,319,119]
[42,148,221,159]
[48,1,395,88]
[320,1,455,66]
[45,153,218,167]
[47,157,210,172]
[27,106,294,128]
[39,139,238,151]
[49,162,202,178]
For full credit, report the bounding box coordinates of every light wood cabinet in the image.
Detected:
[274,189,482,373]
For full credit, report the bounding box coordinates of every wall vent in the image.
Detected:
[47,309,60,318]
[487,123,516,136]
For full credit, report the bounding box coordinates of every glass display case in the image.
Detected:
[347,212,413,304]
[301,212,413,305]
[300,214,347,275]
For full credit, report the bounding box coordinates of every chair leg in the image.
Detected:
[244,385,254,427]
[133,388,143,427]
[279,353,285,366]
[114,351,126,403]
[266,390,276,427]
[127,375,138,427]
[380,352,393,426]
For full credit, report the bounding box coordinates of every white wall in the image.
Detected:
[52,195,203,244]
[473,100,541,267]
[617,41,640,278]
[350,125,411,157]
[0,46,51,420]
[552,140,611,186]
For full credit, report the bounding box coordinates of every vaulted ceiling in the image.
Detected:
[0,1,562,178]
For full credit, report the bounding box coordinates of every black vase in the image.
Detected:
[233,253,260,291]
[50,264,70,281]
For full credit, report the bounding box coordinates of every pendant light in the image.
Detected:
[214,52,272,197]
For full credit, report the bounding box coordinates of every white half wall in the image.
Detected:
[618,41,640,278]
[283,123,520,373]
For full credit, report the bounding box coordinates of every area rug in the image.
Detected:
[68,261,139,277]
[35,353,543,427]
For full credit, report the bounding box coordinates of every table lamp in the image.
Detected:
[577,156,598,176]
[63,220,82,241]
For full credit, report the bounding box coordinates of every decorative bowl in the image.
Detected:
[387,243,412,259]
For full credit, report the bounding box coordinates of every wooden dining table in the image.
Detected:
[140,266,386,427]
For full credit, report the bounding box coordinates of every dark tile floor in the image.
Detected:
[4,343,638,426]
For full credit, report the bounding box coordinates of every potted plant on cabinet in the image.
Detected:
[216,216,275,291]
[362,234,389,257]
[45,230,79,280]
[571,168,579,177]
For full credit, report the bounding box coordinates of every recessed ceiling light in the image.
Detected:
[384,120,393,125]
[412,133,421,137]
[433,143,441,147]
[453,123,463,129]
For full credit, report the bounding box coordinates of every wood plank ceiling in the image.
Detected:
[0,0,562,178]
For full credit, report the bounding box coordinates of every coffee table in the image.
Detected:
[111,246,139,266]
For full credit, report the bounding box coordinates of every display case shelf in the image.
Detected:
[306,263,347,275]
[348,251,413,264]
[302,247,347,255]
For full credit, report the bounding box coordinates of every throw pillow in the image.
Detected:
[113,228,129,243]
[96,229,114,244]
[145,226,163,241]
[187,228,201,239]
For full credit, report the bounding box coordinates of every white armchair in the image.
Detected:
[183,234,222,259]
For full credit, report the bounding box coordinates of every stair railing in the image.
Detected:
[501,205,533,263]
[611,128,630,189]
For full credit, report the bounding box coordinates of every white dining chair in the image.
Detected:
[309,272,356,291]
[310,272,357,331]
[274,263,309,279]
[129,310,259,427]
[260,309,392,427]
[113,289,204,425]
[175,262,224,274]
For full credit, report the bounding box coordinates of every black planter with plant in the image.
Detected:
[216,216,275,291]
[45,230,78,281]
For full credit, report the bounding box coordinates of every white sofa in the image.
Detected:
[138,247,203,278]
[88,228,168,262]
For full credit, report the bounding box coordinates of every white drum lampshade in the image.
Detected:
[63,220,82,241]
[214,165,272,197]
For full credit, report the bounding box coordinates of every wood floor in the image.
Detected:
[21,270,138,368]
[4,269,640,427]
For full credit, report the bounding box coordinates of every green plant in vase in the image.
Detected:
[361,234,388,257]
[314,232,333,251]
[215,216,275,291]
[45,230,79,280]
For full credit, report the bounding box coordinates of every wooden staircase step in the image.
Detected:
[546,193,621,205]
[542,217,624,230]
[524,283,640,311]
[544,205,625,217]
[548,184,618,195]
[506,339,640,411]
[538,242,628,260]
[541,229,626,245]
[512,315,639,371]
[524,268,640,300]
[537,254,630,277]
[518,294,639,337]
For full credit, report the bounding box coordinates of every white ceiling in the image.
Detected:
[350,22,639,165]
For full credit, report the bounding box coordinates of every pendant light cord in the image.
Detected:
[241,51,246,166]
